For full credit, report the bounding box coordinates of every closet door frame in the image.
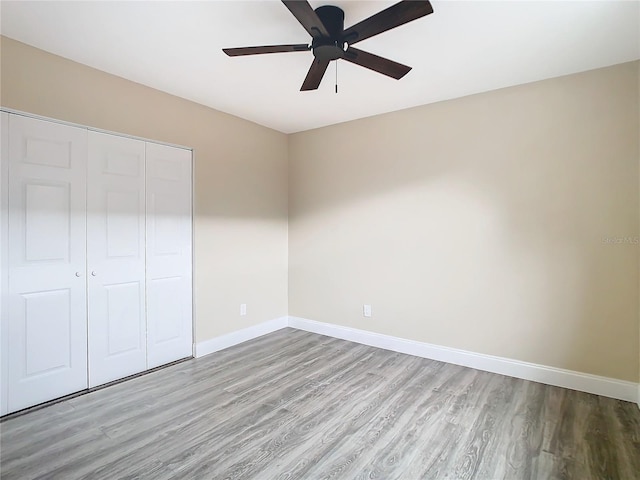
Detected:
[0,108,195,415]
[1,112,9,416]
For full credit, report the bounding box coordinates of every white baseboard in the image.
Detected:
[195,316,289,358]
[193,315,639,405]
[288,316,639,404]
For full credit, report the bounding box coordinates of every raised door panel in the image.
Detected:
[87,131,146,387]
[146,142,193,368]
[5,114,88,413]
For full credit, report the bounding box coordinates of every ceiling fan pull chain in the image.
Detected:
[335,59,338,94]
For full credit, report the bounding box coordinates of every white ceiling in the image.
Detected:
[1,1,639,133]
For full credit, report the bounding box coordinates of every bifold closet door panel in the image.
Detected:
[146,143,193,368]
[5,115,88,413]
[87,132,147,388]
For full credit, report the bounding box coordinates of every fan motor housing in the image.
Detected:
[312,5,345,62]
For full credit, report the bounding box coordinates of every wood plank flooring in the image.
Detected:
[1,328,639,479]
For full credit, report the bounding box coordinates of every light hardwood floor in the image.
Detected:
[1,328,639,479]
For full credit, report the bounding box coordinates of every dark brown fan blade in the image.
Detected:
[282,1,329,39]
[301,58,330,91]
[343,47,411,79]
[343,1,433,45]
[223,44,310,56]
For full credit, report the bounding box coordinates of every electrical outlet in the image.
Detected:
[240,303,247,316]
[363,304,372,317]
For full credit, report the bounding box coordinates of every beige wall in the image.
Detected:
[289,62,640,382]
[3,36,639,384]
[1,36,289,342]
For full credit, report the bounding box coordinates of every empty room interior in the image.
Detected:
[1,0,639,479]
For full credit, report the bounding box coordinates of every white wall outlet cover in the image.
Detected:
[363,305,372,317]
[240,304,247,316]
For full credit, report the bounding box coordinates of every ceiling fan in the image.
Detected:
[223,0,434,91]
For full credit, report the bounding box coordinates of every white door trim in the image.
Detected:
[0,108,192,152]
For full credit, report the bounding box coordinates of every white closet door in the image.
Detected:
[146,143,193,368]
[5,115,88,413]
[87,132,147,387]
